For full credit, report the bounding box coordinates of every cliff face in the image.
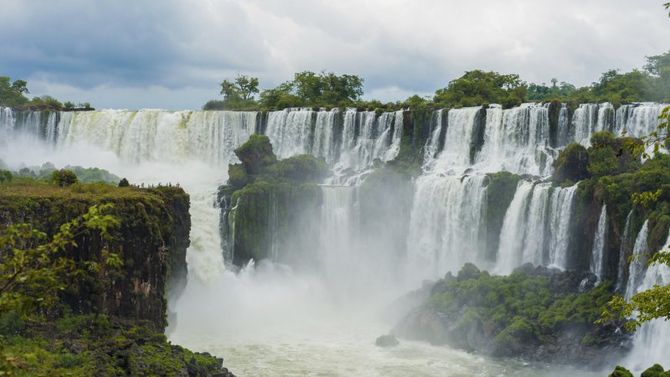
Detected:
[0,184,190,330]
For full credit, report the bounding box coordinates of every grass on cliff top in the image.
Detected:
[0,177,158,200]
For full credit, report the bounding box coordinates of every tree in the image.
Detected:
[259,71,364,109]
[10,80,28,94]
[0,76,29,108]
[434,70,527,108]
[217,74,260,109]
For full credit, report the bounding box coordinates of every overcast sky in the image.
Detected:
[1,0,669,110]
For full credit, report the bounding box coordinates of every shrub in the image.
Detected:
[51,169,78,187]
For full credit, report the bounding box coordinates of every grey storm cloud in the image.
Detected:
[1,0,669,109]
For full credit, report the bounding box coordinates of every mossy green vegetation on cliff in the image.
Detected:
[0,314,228,377]
[0,179,228,376]
[220,135,328,265]
[551,132,670,272]
[395,264,625,366]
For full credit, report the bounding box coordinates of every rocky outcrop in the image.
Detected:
[218,135,328,266]
[394,264,630,367]
[0,184,191,330]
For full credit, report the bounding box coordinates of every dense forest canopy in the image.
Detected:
[205,50,670,111]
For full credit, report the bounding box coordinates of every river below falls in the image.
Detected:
[170,317,602,377]
[167,268,602,377]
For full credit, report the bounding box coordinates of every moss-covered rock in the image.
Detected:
[609,366,634,377]
[220,136,328,266]
[640,364,667,377]
[394,264,628,366]
[553,143,590,184]
[234,134,277,175]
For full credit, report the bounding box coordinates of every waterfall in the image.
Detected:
[430,107,481,173]
[263,108,315,159]
[330,109,403,184]
[616,211,635,291]
[556,104,570,147]
[475,103,553,176]
[547,184,578,269]
[55,110,258,165]
[624,220,649,300]
[572,103,599,145]
[625,231,670,370]
[311,109,338,164]
[590,205,608,281]
[495,181,576,274]
[615,103,668,138]
[422,109,445,170]
[405,174,488,282]
[596,102,614,133]
[496,180,536,274]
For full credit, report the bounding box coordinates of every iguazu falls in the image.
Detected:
[1,2,670,376]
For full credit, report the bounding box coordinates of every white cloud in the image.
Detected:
[1,0,669,109]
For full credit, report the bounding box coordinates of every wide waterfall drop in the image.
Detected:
[4,104,658,376]
[475,103,554,176]
[590,205,608,281]
[624,231,670,371]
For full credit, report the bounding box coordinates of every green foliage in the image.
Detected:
[426,264,616,355]
[587,132,642,177]
[0,76,29,108]
[264,155,328,182]
[259,71,364,109]
[609,366,634,377]
[0,75,90,111]
[591,69,653,106]
[0,204,120,317]
[0,314,225,377]
[527,80,577,101]
[433,70,527,109]
[209,74,260,110]
[51,169,79,187]
[552,143,590,183]
[0,170,12,183]
[117,178,129,187]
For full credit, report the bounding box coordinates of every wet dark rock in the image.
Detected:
[375,334,399,347]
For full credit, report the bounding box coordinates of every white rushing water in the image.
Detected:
[625,220,649,300]
[590,205,608,282]
[1,104,666,376]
